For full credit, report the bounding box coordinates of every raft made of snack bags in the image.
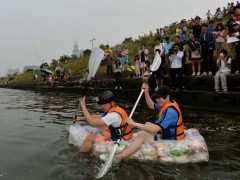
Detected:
[68,124,209,163]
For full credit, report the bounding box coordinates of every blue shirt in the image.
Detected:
[163,42,174,54]
[154,103,179,140]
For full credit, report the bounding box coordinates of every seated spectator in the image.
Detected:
[214,49,231,92]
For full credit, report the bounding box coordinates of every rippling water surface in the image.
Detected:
[0,88,239,180]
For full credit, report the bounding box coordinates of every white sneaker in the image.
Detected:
[202,72,207,76]
[191,72,196,76]
[154,86,159,91]
[208,71,212,76]
[235,70,239,75]
[115,86,117,89]
[197,72,201,76]
[119,86,122,89]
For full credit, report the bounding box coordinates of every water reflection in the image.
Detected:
[0,88,239,180]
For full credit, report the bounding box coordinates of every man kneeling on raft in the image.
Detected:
[114,84,185,161]
[74,91,133,152]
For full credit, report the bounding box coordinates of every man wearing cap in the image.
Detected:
[74,91,133,152]
[192,16,202,40]
[114,85,185,162]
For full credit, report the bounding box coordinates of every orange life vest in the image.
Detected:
[158,101,185,140]
[107,106,133,141]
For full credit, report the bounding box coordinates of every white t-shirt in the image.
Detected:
[217,58,231,73]
[101,112,122,128]
[170,51,184,68]
[154,44,164,56]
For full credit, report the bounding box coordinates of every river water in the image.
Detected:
[0,88,239,180]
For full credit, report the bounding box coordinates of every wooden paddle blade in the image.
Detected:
[87,48,104,81]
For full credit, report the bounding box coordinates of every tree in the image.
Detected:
[51,59,59,66]
[83,49,91,56]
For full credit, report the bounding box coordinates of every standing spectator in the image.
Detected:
[163,37,175,55]
[154,38,165,91]
[179,19,188,42]
[226,3,231,13]
[159,28,164,38]
[200,23,216,76]
[226,11,236,57]
[191,16,202,40]
[229,2,235,13]
[233,23,240,75]
[174,35,187,75]
[214,49,231,92]
[121,46,129,71]
[60,66,65,81]
[32,70,37,80]
[55,65,60,79]
[175,24,181,36]
[138,44,148,75]
[169,44,184,90]
[208,20,216,34]
[153,49,164,91]
[103,44,113,76]
[214,23,226,57]
[206,10,213,21]
[233,3,240,22]
[187,32,202,76]
[134,55,141,78]
[114,58,122,89]
[215,8,224,21]
[105,54,113,79]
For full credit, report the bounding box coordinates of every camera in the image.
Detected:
[169,47,177,55]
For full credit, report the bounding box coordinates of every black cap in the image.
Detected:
[234,3,240,11]
[195,16,201,20]
[151,85,171,99]
[97,91,115,104]
[232,22,239,27]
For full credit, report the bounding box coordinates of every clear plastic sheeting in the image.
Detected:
[68,125,209,163]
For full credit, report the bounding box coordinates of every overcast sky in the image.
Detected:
[0,0,235,76]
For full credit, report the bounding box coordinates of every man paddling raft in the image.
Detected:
[74,91,133,152]
[111,84,185,162]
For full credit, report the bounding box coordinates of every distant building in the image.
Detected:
[72,41,84,58]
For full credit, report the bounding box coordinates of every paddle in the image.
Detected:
[96,52,162,178]
[73,47,104,123]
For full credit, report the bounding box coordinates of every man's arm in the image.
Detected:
[142,83,155,110]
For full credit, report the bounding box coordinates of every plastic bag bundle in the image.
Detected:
[68,124,89,147]
[155,128,209,163]
[140,143,158,160]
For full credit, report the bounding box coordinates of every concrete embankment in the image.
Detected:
[1,74,240,115]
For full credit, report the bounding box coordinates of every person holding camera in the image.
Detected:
[169,43,185,90]
[187,32,202,76]
[214,49,231,92]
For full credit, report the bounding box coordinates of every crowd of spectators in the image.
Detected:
[101,2,240,93]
